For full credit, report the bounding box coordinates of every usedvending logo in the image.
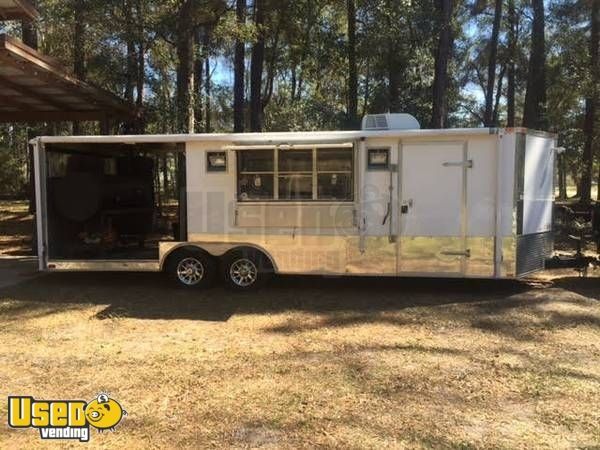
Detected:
[8,393,127,442]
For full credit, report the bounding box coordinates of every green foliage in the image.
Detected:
[0,0,598,197]
[0,126,29,197]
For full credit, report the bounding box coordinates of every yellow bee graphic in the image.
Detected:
[85,394,127,432]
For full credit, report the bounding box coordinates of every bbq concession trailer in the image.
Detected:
[32,114,557,290]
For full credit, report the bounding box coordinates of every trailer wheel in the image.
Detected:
[222,249,273,291]
[166,248,217,289]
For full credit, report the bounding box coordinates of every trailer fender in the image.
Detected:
[160,242,278,273]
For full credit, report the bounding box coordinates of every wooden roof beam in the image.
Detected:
[0,110,110,122]
[0,36,132,113]
[0,73,78,110]
[0,93,40,110]
[0,0,39,21]
[0,34,135,122]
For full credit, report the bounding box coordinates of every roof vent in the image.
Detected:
[362,113,420,131]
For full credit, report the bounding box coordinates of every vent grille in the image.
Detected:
[362,113,420,131]
[364,114,389,130]
[516,232,553,276]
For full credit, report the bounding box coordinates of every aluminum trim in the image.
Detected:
[493,132,503,277]
[504,127,559,139]
[32,128,503,146]
[514,132,527,236]
[551,138,558,253]
[47,260,160,272]
[396,140,403,273]
[461,141,469,275]
[33,139,47,271]
[176,234,497,277]
[358,139,367,253]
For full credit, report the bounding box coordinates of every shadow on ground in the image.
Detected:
[0,270,565,322]
[552,277,600,301]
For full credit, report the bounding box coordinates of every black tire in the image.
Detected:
[222,249,273,291]
[166,248,217,289]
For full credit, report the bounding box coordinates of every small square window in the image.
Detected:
[368,148,390,170]
[207,151,227,172]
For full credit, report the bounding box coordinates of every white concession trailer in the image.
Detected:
[33,114,558,290]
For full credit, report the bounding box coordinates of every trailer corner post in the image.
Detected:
[33,138,46,271]
[493,131,504,278]
[357,138,366,254]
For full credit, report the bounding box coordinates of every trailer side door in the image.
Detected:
[398,141,468,275]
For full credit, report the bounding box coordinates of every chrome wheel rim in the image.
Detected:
[230,258,258,287]
[176,257,205,286]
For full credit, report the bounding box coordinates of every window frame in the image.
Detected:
[367,147,391,171]
[206,151,228,173]
[236,145,355,203]
[237,149,276,201]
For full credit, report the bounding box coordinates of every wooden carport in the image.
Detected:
[0,0,38,21]
[0,34,133,125]
[0,0,135,241]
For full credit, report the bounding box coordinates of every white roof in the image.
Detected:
[34,128,503,145]
[33,127,557,146]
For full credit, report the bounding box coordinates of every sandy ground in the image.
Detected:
[0,270,599,449]
[0,200,599,448]
[0,201,33,257]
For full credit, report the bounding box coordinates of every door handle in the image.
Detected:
[401,199,412,214]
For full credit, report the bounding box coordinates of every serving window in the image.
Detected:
[237,146,354,202]
[238,150,275,201]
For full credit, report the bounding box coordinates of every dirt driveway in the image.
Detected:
[0,269,599,449]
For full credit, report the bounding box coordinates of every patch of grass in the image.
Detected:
[0,200,33,256]
[0,273,599,448]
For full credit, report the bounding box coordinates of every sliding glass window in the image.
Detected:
[278,150,313,200]
[237,150,275,201]
[317,148,353,201]
[237,146,354,202]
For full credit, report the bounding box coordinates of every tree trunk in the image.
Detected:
[492,65,506,124]
[522,0,547,130]
[194,27,204,133]
[22,1,37,216]
[597,161,600,201]
[430,0,453,129]
[234,0,246,132]
[250,0,265,132]
[21,0,38,50]
[73,0,86,81]
[123,0,137,133]
[388,48,401,113]
[290,63,297,102]
[205,29,212,133]
[262,18,281,111]
[362,55,371,117]
[135,0,145,133]
[506,0,516,127]
[558,154,567,200]
[347,0,358,129]
[581,0,599,205]
[484,0,503,127]
[73,0,86,135]
[582,99,596,205]
[176,0,196,134]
